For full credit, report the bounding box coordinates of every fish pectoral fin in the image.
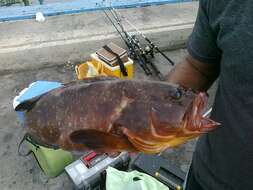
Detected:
[69,129,133,151]
[15,95,42,111]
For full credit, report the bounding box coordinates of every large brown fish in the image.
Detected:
[16,77,219,154]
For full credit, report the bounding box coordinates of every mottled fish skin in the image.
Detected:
[18,77,219,154]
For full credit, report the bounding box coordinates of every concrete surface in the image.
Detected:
[0,48,218,190]
[0,2,198,73]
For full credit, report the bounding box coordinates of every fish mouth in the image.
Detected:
[186,92,220,133]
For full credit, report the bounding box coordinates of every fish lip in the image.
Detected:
[185,92,217,132]
[185,92,207,119]
[194,92,208,116]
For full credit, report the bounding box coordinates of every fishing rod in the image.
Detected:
[129,33,166,81]
[106,8,166,80]
[103,9,152,75]
[108,9,154,76]
[111,7,175,66]
[109,8,166,80]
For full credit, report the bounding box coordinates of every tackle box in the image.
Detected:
[131,154,186,190]
[65,151,130,190]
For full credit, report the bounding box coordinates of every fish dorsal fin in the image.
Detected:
[63,76,118,86]
[14,95,42,111]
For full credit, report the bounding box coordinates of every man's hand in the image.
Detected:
[167,54,220,91]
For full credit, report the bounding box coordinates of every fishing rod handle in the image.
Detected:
[155,47,175,66]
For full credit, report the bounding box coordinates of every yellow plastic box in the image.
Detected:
[90,53,134,79]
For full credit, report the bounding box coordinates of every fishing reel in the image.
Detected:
[103,7,174,79]
[144,45,154,58]
[131,35,154,58]
[131,35,150,57]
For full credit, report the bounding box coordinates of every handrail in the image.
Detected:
[0,0,191,22]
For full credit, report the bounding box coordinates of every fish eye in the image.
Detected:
[171,88,182,100]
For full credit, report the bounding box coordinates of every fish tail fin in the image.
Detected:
[14,95,42,111]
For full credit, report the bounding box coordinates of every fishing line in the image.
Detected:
[110,6,175,66]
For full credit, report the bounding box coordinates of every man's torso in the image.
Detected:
[193,0,253,189]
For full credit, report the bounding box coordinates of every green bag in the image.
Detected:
[106,167,169,190]
[27,141,73,178]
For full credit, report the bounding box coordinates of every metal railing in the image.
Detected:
[0,0,43,6]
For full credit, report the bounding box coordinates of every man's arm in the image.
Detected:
[167,54,220,91]
[167,0,221,91]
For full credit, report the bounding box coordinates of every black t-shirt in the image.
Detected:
[187,0,253,189]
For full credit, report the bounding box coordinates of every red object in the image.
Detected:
[82,151,97,163]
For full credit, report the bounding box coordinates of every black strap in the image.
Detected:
[18,133,59,156]
[103,45,128,76]
[18,133,39,156]
[17,134,48,174]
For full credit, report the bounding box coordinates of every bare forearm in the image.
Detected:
[167,54,219,91]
